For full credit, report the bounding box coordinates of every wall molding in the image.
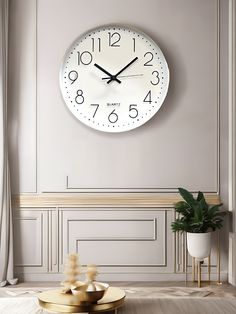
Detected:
[13,213,43,267]
[12,192,221,208]
[68,219,157,241]
[58,210,167,268]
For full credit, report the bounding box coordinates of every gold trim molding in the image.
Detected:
[12,193,221,208]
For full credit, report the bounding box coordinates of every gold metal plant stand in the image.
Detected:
[185,230,222,288]
[38,287,125,314]
[191,256,211,288]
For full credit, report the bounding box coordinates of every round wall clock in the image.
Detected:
[60,25,169,133]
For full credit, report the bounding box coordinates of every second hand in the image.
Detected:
[102,74,144,80]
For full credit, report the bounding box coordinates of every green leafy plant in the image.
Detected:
[171,188,224,233]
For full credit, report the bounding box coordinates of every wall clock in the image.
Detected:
[60,25,169,133]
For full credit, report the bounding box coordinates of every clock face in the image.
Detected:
[60,25,169,133]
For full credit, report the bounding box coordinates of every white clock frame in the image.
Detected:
[59,25,169,133]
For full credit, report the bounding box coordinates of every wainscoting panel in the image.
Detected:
[12,205,227,281]
[60,210,166,268]
[48,210,59,273]
[13,210,48,274]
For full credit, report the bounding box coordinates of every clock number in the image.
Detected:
[108,32,121,47]
[144,52,154,66]
[91,104,99,118]
[132,38,136,52]
[75,89,84,104]
[77,51,93,65]
[129,104,138,118]
[108,109,118,123]
[68,70,78,84]
[151,70,160,85]
[92,38,101,52]
[143,90,152,104]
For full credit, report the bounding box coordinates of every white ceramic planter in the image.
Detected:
[187,232,211,259]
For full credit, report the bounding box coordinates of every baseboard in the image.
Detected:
[15,272,228,283]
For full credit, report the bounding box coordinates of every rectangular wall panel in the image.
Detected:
[36,0,219,193]
[66,219,156,240]
[60,210,166,268]
[13,210,48,273]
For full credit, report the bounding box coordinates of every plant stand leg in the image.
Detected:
[217,230,222,285]
[198,260,201,288]
[208,255,211,283]
[192,257,196,282]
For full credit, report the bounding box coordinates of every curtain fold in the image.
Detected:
[0,0,17,286]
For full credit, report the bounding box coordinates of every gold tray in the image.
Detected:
[38,287,125,313]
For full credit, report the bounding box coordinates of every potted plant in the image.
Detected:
[171,188,224,259]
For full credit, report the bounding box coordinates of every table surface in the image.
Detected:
[38,287,125,313]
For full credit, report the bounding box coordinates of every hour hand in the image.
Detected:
[94,63,121,84]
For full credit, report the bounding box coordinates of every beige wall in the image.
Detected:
[9,0,224,194]
[8,0,229,281]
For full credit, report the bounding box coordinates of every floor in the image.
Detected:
[1,281,236,297]
[1,281,236,314]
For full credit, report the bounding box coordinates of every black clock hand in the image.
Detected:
[102,74,143,80]
[107,57,138,84]
[94,63,121,84]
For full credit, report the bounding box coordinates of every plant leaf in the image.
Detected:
[175,201,189,210]
[197,191,204,201]
[208,204,223,217]
[178,187,196,207]
[197,191,208,210]
[174,201,191,215]
[171,188,224,233]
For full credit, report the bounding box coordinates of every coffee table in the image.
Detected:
[38,287,125,313]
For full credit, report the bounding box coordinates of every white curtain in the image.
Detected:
[0,0,17,286]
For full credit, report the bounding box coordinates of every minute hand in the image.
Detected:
[107,57,138,84]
